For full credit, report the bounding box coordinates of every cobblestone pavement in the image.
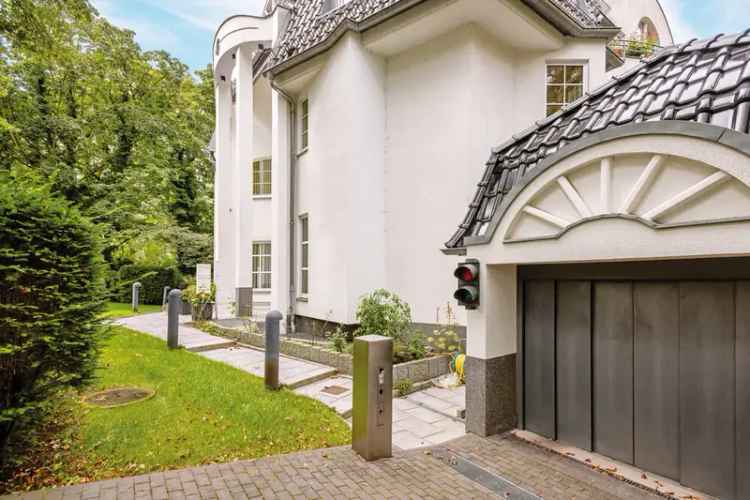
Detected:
[2,434,663,500]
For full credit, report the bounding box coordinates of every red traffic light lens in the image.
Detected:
[457,268,474,281]
[454,264,478,282]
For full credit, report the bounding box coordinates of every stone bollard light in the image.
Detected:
[352,335,393,461]
[265,310,282,390]
[167,289,182,349]
[131,282,142,312]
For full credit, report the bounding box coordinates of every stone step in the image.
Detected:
[184,340,237,353]
[284,366,338,390]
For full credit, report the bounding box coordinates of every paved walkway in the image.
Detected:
[117,313,232,352]
[201,346,335,389]
[1,434,663,500]
[116,314,335,388]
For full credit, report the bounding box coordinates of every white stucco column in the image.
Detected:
[214,80,235,319]
[466,263,518,360]
[271,89,291,328]
[234,46,254,292]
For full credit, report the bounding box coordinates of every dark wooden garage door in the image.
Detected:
[519,259,750,500]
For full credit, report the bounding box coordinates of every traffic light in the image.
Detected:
[454,259,479,309]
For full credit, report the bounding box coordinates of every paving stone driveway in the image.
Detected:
[2,434,662,500]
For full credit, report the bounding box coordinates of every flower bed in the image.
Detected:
[203,323,450,385]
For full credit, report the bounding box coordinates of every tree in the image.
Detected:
[0,0,215,270]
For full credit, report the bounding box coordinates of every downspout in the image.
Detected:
[269,78,296,334]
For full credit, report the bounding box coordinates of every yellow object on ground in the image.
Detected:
[454,353,465,383]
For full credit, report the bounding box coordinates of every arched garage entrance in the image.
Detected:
[458,125,750,500]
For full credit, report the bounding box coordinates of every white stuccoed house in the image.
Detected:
[210,0,672,332]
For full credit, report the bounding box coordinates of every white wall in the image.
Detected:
[294,32,387,324]
[216,9,620,328]
[384,25,507,327]
[250,77,274,316]
[384,25,608,326]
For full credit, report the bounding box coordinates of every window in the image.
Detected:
[252,242,272,289]
[300,99,309,150]
[299,215,309,295]
[252,158,272,196]
[546,64,584,116]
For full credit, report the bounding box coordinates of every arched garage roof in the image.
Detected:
[446,29,750,250]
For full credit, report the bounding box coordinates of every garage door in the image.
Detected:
[519,260,750,500]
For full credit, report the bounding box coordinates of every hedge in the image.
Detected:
[117,264,184,305]
[0,167,105,454]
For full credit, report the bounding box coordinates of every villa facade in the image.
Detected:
[211,0,672,333]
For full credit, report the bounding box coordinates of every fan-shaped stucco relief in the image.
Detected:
[505,152,750,242]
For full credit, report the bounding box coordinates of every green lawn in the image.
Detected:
[102,302,163,319]
[1,327,349,491]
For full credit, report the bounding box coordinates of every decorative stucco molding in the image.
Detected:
[503,149,750,243]
[457,122,750,248]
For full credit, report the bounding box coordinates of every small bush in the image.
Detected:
[329,326,347,353]
[428,302,462,354]
[355,289,411,339]
[395,379,413,397]
[0,167,105,454]
[116,264,183,305]
[393,330,427,363]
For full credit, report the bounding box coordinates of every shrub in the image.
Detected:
[428,302,462,354]
[393,330,428,364]
[116,264,183,305]
[395,379,413,397]
[355,289,412,339]
[0,167,105,454]
[329,326,347,353]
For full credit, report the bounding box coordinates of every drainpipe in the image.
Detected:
[269,78,296,334]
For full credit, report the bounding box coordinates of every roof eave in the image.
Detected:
[266,0,620,78]
[266,0,429,77]
[522,0,620,39]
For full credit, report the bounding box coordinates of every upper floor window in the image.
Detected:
[253,158,272,196]
[300,99,309,150]
[638,17,660,46]
[252,242,272,289]
[546,64,584,116]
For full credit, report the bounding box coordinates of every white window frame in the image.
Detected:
[299,98,309,154]
[252,157,272,198]
[299,214,309,297]
[251,241,272,290]
[545,62,588,117]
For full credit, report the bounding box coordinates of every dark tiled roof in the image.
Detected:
[268,0,612,70]
[446,30,750,249]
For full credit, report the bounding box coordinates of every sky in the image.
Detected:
[90,0,750,72]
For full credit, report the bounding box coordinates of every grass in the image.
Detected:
[101,302,163,319]
[1,326,350,492]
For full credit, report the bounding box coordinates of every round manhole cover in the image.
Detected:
[83,388,155,408]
